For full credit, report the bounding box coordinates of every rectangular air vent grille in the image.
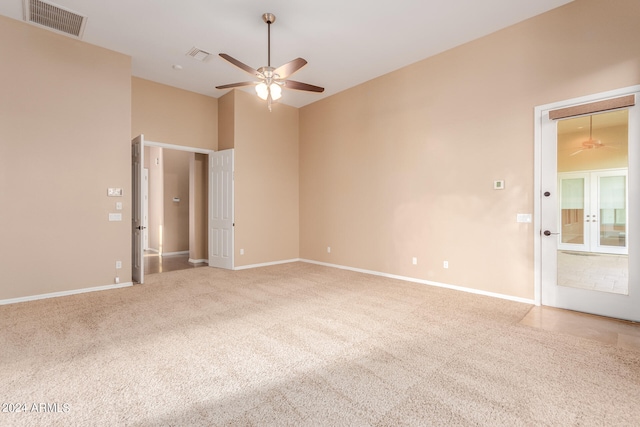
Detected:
[24,0,87,38]
[186,47,212,61]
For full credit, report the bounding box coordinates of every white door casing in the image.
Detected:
[535,86,640,321]
[209,149,234,269]
[132,135,145,284]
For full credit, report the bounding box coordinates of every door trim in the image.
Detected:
[534,85,640,312]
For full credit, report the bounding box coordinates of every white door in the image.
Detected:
[538,87,640,321]
[558,170,628,255]
[209,149,234,269]
[132,135,145,283]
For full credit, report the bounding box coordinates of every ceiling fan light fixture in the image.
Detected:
[255,82,282,101]
[270,83,282,100]
[256,83,269,100]
[216,13,324,110]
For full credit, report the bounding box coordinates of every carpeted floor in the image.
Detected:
[1,262,639,426]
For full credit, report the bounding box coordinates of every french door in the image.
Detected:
[537,86,640,321]
[558,170,628,255]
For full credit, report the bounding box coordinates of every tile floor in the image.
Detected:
[520,306,640,353]
[557,251,628,295]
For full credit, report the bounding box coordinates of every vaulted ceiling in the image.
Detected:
[0,0,573,107]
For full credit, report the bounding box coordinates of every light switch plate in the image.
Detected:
[517,213,532,223]
[493,180,505,190]
[108,213,122,221]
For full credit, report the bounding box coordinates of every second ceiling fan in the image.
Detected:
[216,13,324,111]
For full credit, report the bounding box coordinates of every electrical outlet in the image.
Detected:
[412,257,417,265]
[327,246,331,253]
[240,249,244,255]
[115,277,120,284]
[443,261,449,269]
[115,261,122,269]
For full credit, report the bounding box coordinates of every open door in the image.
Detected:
[209,149,234,269]
[132,135,145,283]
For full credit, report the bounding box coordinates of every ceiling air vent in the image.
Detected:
[23,0,87,39]
[186,47,212,62]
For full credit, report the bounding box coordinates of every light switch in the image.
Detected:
[108,188,123,197]
[493,180,505,190]
[108,213,122,221]
[116,202,123,210]
[517,213,532,223]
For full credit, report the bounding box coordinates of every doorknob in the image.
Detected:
[136,226,146,230]
[543,230,559,236]
[544,191,551,197]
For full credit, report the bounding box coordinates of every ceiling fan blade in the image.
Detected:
[274,58,307,79]
[569,149,584,156]
[216,81,257,90]
[219,53,262,77]
[285,80,325,93]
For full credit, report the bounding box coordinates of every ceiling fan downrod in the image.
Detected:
[262,13,276,68]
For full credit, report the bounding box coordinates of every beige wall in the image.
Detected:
[299,0,640,299]
[218,92,235,150]
[132,77,218,151]
[0,16,131,299]
[131,77,218,261]
[189,153,208,261]
[3,0,639,302]
[233,90,300,266]
[162,149,191,253]
[147,146,164,252]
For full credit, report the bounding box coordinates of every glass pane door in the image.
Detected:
[559,175,587,250]
[539,86,640,321]
[556,111,629,295]
[597,174,627,251]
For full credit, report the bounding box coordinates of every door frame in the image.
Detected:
[533,85,640,320]
[131,136,217,283]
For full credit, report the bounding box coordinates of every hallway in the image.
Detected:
[144,251,207,275]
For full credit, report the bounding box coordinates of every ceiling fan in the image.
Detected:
[569,115,616,156]
[216,13,324,111]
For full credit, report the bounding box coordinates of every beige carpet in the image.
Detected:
[1,262,639,426]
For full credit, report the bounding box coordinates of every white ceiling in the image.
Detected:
[1,0,573,108]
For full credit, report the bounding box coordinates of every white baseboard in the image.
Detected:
[188,258,208,264]
[233,258,301,271]
[300,259,535,305]
[162,251,189,257]
[0,282,134,306]
[146,248,159,254]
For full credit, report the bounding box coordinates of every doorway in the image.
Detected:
[144,146,207,274]
[131,135,218,283]
[535,86,640,321]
